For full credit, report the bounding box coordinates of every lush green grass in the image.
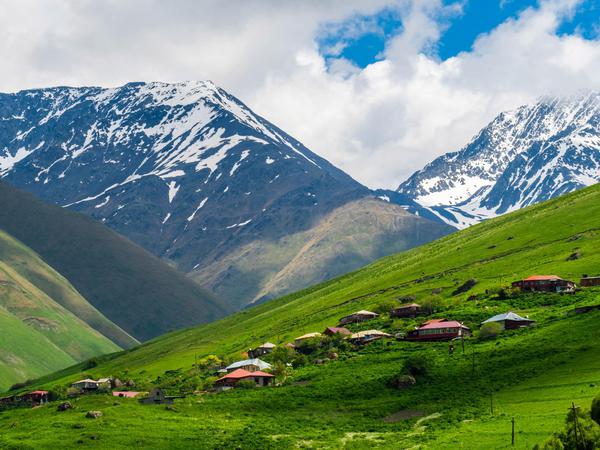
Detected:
[0,229,121,391]
[3,184,600,448]
[0,180,229,343]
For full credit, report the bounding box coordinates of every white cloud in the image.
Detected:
[1,0,600,188]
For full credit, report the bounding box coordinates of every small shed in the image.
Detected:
[512,275,575,293]
[225,358,272,373]
[139,388,175,405]
[481,311,535,330]
[339,310,379,325]
[71,379,99,391]
[406,319,470,341]
[349,329,392,345]
[248,342,276,358]
[215,369,274,389]
[323,327,351,337]
[581,276,600,287]
[391,303,422,318]
[294,332,322,346]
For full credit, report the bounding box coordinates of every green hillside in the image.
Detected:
[3,184,600,448]
[0,228,123,391]
[0,181,230,342]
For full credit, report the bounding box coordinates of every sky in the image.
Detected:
[2,0,600,188]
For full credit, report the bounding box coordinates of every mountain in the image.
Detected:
[0,181,228,342]
[397,94,600,228]
[8,183,600,448]
[0,227,122,391]
[0,81,451,306]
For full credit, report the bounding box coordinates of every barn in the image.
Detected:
[581,276,600,287]
[339,310,379,325]
[391,303,422,318]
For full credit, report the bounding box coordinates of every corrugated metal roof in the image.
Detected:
[225,358,271,371]
[523,275,562,281]
[419,320,468,330]
[482,311,533,324]
[217,369,274,382]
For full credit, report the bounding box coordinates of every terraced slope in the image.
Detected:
[0,229,122,391]
[3,184,600,448]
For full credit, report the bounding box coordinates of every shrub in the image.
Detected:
[533,435,564,450]
[479,322,503,340]
[592,393,600,425]
[236,379,256,389]
[388,374,416,389]
[452,279,478,296]
[374,299,397,315]
[403,353,434,377]
[421,295,441,315]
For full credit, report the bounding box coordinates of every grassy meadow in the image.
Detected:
[2,184,600,448]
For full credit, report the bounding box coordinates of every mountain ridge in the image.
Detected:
[397,93,600,227]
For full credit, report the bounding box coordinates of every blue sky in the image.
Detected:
[318,0,600,68]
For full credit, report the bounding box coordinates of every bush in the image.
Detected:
[533,435,564,450]
[236,379,256,389]
[479,322,503,340]
[374,299,397,315]
[592,393,600,425]
[403,353,434,377]
[452,279,478,296]
[388,374,416,389]
[421,295,441,315]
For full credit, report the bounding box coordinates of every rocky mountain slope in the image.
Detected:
[0,181,228,342]
[0,226,123,391]
[397,94,600,228]
[0,81,451,306]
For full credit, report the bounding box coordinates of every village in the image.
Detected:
[2,273,598,412]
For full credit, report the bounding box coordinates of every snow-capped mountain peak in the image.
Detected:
[397,93,600,228]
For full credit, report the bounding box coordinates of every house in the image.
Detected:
[349,329,392,345]
[406,319,470,341]
[0,395,16,407]
[294,332,322,346]
[481,312,535,330]
[339,310,379,325]
[215,369,274,389]
[323,327,351,337]
[248,342,276,358]
[391,303,422,318]
[512,275,576,293]
[581,276,600,287]
[225,358,271,373]
[139,388,176,405]
[112,391,144,398]
[97,377,112,388]
[21,390,49,405]
[71,379,99,391]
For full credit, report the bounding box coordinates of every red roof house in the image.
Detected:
[512,275,575,293]
[21,390,49,405]
[407,319,470,341]
[215,369,274,388]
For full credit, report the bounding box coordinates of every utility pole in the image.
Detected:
[511,417,515,446]
[490,391,494,415]
[472,347,476,375]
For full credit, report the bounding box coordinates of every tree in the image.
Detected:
[421,295,441,315]
[591,393,600,425]
[479,322,503,340]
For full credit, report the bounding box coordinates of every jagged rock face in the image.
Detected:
[0,81,367,273]
[397,94,600,228]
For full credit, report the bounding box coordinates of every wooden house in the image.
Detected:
[581,276,600,287]
[512,275,575,293]
[339,310,378,325]
[406,319,470,341]
[349,329,391,345]
[21,390,49,405]
[481,311,535,330]
[391,303,422,318]
[323,327,351,337]
[248,342,276,358]
[215,369,274,389]
[225,358,271,373]
[71,379,99,392]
